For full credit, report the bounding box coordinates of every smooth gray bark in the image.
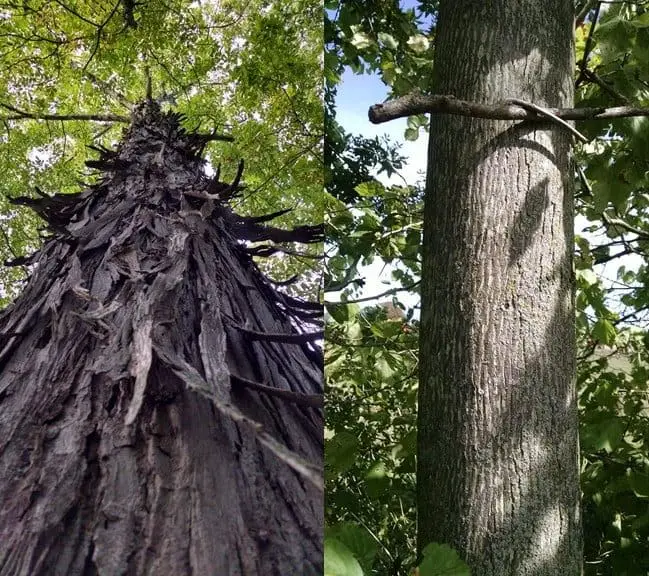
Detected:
[417,2,582,574]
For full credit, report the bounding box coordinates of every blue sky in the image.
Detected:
[334,0,432,186]
[335,73,424,310]
[336,71,428,187]
[331,1,429,310]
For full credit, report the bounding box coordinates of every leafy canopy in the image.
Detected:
[0,0,322,302]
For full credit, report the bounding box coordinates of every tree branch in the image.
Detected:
[52,0,100,27]
[602,212,649,239]
[576,1,601,86]
[230,373,323,408]
[227,322,324,344]
[582,69,630,105]
[326,281,421,305]
[576,0,600,27]
[0,102,128,123]
[368,93,649,127]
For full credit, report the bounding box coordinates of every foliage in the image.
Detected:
[0,0,322,304]
[326,1,649,575]
[326,301,419,574]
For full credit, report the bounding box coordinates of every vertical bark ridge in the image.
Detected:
[0,101,323,575]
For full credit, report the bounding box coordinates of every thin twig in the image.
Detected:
[582,69,630,105]
[602,212,649,239]
[505,98,588,142]
[326,281,421,305]
[52,0,99,27]
[576,0,600,27]
[230,373,323,408]
[0,102,127,123]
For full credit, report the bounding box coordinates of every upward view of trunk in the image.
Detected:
[417,2,581,574]
[0,101,323,575]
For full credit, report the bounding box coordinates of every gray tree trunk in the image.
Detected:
[0,102,323,575]
[417,2,582,574]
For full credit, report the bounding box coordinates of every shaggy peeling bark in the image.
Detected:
[0,101,323,575]
[417,1,581,574]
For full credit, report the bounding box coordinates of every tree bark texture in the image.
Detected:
[418,2,582,574]
[0,102,323,575]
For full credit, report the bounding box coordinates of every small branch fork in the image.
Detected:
[368,93,649,140]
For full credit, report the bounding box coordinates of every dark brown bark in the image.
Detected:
[417,1,581,574]
[0,102,323,575]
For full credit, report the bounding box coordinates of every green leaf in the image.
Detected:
[327,523,378,574]
[345,320,363,341]
[378,32,398,50]
[365,471,391,499]
[326,302,360,324]
[355,181,384,197]
[325,430,359,477]
[375,354,396,380]
[418,543,471,576]
[591,181,611,212]
[364,461,391,499]
[592,318,617,346]
[627,469,649,498]
[581,417,626,453]
[365,461,387,480]
[630,12,649,28]
[404,127,419,141]
[381,60,397,85]
[407,114,428,129]
[576,269,598,286]
[406,34,429,53]
[324,537,364,576]
[350,31,373,50]
[392,429,417,460]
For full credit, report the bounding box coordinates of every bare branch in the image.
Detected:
[582,69,630,105]
[326,281,421,305]
[576,0,600,27]
[602,212,649,239]
[82,0,122,71]
[576,1,601,86]
[52,0,100,27]
[227,322,324,344]
[230,373,323,408]
[368,93,649,127]
[0,102,127,123]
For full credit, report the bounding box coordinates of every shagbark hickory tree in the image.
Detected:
[412,1,581,574]
[0,101,323,574]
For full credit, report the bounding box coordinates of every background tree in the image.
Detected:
[0,1,323,574]
[325,1,649,575]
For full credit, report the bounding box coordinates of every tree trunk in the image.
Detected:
[0,102,323,575]
[417,2,581,574]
